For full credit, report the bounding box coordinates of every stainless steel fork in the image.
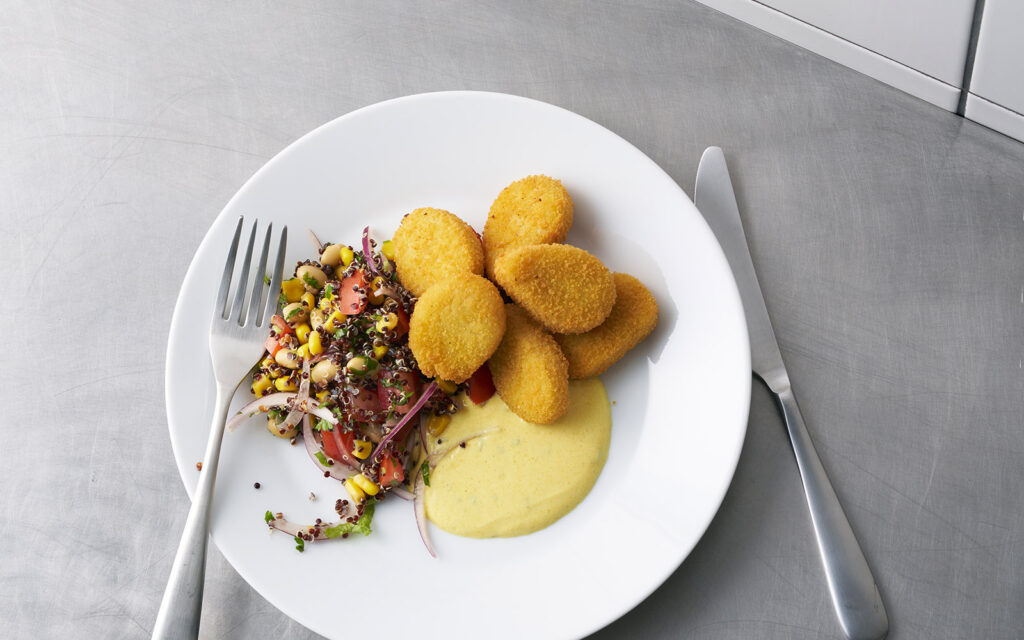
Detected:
[153,217,287,640]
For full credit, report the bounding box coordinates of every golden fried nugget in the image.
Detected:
[488,305,569,424]
[393,207,484,297]
[483,175,573,278]
[555,273,659,378]
[408,273,505,383]
[493,244,615,334]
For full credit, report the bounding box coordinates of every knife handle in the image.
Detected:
[775,386,889,640]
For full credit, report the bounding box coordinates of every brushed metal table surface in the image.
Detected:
[2,2,1022,638]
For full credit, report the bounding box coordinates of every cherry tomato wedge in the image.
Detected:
[379,452,404,486]
[322,427,356,462]
[339,269,368,315]
[271,315,293,335]
[378,370,419,415]
[467,364,495,405]
[264,335,283,357]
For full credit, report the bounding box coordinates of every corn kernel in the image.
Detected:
[375,312,398,333]
[373,345,388,359]
[427,413,451,436]
[380,240,396,260]
[301,292,316,309]
[315,390,329,402]
[368,276,387,305]
[343,478,365,503]
[281,278,305,303]
[436,379,458,395]
[339,246,355,267]
[324,311,347,333]
[260,356,274,370]
[251,374,272,397]
[296,344,310,360]
[275,377,298,392]
[318,295,334,311]
[352,439,371,459]
[295,323,312,344]
[308,330,323,355]
[351,473,380,496]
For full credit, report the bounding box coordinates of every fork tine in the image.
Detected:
[230,220,259,324]
[246,223,273,326]
[262,226,288,327]
[216,217,244,319]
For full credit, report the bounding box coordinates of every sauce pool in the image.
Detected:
[425,378,611,538]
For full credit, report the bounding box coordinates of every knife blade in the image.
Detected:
[695,147,889,640]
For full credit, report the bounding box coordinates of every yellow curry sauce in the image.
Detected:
[425,378,611,538]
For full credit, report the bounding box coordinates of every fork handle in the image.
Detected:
[775,386,889,640]
[153,383,234,640]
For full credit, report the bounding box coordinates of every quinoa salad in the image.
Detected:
[227,227,480,556]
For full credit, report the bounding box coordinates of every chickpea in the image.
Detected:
[282,302,307,324]
[275,349,300,369]
[296,264,326,292]
[311,360,340,385]
[309,308,325,330]
[320,244,342,267]
[346,355,377,375]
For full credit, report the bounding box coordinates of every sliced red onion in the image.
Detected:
[413,473,436,558]
[391,486,414,501]
[361,226,380,276]
[302,414,357,482]
[373,282,401,301]
[370,382,437,461]
[279,408,305,434]
[226,392,296,432]
[267,510,358,542]
[307,405,339,427]
[361,421,383,444]
[307,228,325,254]
[273,359,314,433]
[419,413,430,456]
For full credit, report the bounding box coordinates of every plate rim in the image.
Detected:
[164,90,751,639]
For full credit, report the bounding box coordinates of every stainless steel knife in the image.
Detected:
[695,147,888,640]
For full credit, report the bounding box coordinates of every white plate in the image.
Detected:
[165,91,750,639]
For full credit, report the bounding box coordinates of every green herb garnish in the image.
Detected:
[314,451,329,466]
[421,462,431,487]
[313,418,332,432]
[323,500,376,538]
[323,283,335,298]
[277,292,288,308]
[264,510,274,523]
[285,306,302,320]
[293,535,305,552]
[302,274,319,289]
[264,274,271,285]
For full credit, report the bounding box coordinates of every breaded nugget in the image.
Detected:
[555,273,659,378]
[488,305,569,424]
[393,208,484,296]
[483,175,573,278]
[493,244,615,334]
[408,273,505,383]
